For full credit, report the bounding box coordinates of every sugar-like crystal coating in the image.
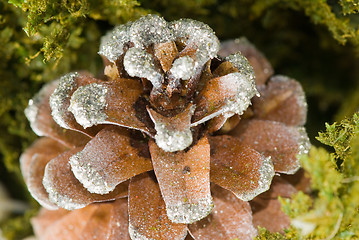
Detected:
[154,123,193,153]
[123,47,163,90]
[24,80,59,136]
[98,23,132,63]
[225,53,256,87]
[285,126,311,174]
[236,156,274,201]
[192,72,258,126]
[69,83,108,129]
[148,105,196,152]
[166,196,214,224]
[42,166,87,210]
[128,223,155,240]
[297,127,311,156]
[100,15,220,82]
[169,56,195,81]
[49,72,78,129]
[218,72,257,116]
[70,152,115,194]
[170,19,220,71]
[129,14,174,48]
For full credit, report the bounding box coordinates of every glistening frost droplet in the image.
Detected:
[123,48,163,91]
[166,196,214,224]
[169,56,195,81]
[154,123,193,153]
[192,72,258,127]
[69,83,108,129]
[70,152,115,195]
[170,19,220,73]
[24,80,59,136]
[235,156,275,201]
[129,14,174,48]
[49,72,79,129]
[225,53,256,90]
[98,23,132,63]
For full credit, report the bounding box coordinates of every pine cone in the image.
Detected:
[21,15,310,240]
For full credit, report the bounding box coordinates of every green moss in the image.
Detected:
[251,0,359,46]
[0,209,38,240]
[317,113,359,169]
[339,0,359,15]
[14,0,149,62]
[280,191,312,219]
[274,114,359,239]
[255,227,301,240]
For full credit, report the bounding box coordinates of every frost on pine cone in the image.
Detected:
[21,15,310,240]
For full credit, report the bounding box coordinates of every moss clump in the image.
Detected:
[255,227,301,240]
[251,0,359,47]
[0,209,38,240]
[11,0,149,62]
[255,227,288,240]
[339,0,359,15]
[266,113,359,239]
[317,113,359,169]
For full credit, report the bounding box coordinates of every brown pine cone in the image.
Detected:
[21,15,310,240]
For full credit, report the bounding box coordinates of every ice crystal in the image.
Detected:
[154,123,193,152]
[69,83,108,128]
[237,156,274,201]
[192,72,258,127]
[169,56,195,81]
[49,72,78,129]
[218,72,258,116]
[98,23,132,63]
[24,80,59,136]
[149,105,196,152]
[42,167,87,210]
[297,127,311,156]
[166,196,214,224]
[225,53,256,83]
[129,15,174,48]
[170,19,220,70]
[123,48,163,90]
[70,152,114,194]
